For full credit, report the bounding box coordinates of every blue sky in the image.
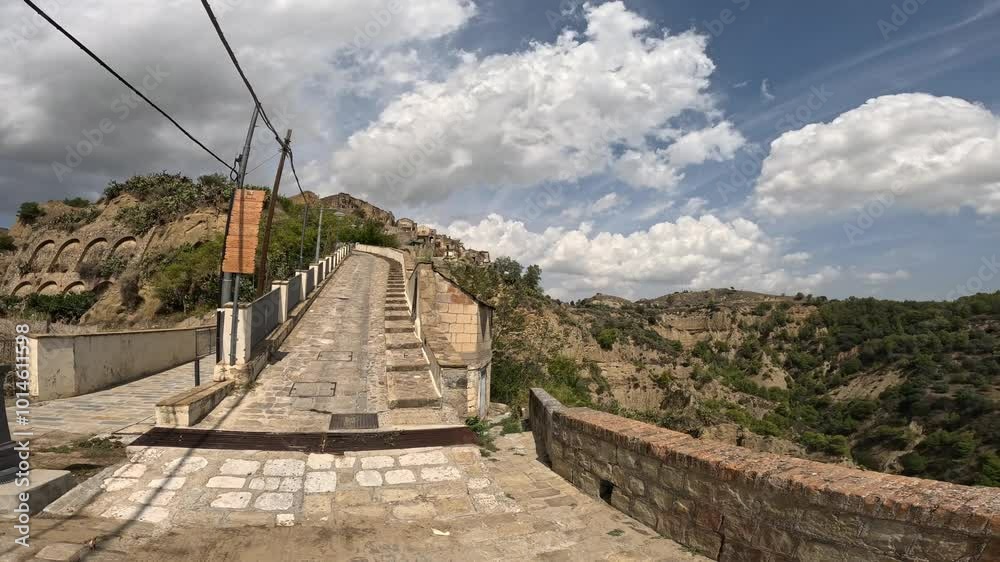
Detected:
[2,0,999,300]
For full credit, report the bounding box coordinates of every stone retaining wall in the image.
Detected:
[528,388,999,561]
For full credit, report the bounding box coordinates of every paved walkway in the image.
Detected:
[4,357,207,438]
[11,433,705,561]
[198,253,389,432]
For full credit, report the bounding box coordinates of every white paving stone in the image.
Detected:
[306,454,335,470]
[102,478,136,492]
[467,477,492,490]
[147,477,186,490]
[113,463,148,478]
[420,466,462,482]
[219,459,260,476]
[279,477,303,492]
[359,456,394,469]
[254,492,294,511]
[276,513,295,527]
[162,456,208,475]
[102,504,170,523]
[304,471,337,493]
[248,477,281,491]
[263,459,306,477]
[128,489,176,506]
[398,451,447,466]
[211,492,252,509]
[207,476,246,489]
[355,470,383,487]
[384,469,416,485]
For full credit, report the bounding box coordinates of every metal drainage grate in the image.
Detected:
[289,381,337,397]
[317,351,353,361]
[329,413,379,430]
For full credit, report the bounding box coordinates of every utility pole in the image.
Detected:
[298,201,308,270]
[314,205,324,263]
[224,105,259,366]
[220,105,260,306]
[256,128,292,297]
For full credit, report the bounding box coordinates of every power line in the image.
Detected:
[199,0,310,202]
[245,149,281,176]
[21,0,236,174]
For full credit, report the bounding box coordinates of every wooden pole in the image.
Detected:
[256,129,292,297]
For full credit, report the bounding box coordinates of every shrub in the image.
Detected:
[0,233,15,253]
[17,202,45,224]
[149,237,224,314]
[119,271,142,310]
[51,207,100,232]
[62,197,91,208]
[25,292,97,323]
[596,327,618,350]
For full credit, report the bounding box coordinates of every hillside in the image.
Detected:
[441,259,1000,487]
[0,174,399,331]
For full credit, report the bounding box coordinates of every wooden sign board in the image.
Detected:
[222,189,266,274]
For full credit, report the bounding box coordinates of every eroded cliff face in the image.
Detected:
[1,196,226,329]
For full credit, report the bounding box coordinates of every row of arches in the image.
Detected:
[24,236,137,275]
[11,279,112,297]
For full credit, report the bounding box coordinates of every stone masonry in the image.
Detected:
[529,388,1000,561]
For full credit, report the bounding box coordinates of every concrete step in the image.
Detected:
[386,306,409,313]
[387,370,441,409]
[385,314,410,321]
[386,327,413,334]
[387,347,426,365]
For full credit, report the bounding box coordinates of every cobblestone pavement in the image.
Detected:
[198,254,389,432]
[5,433,704,561]
[3,357,207,438]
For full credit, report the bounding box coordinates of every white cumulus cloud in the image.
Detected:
[441,213,836,298]
[753,93,1000,219]
[331,1,743,202]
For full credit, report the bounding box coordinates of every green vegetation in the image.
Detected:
[108,172,247,234]
[0,233,14,252]
[51,207,100,232]
[62,197,91,208]
[0,292,98,323]
[17,202,45,224]
[148,236,226,314]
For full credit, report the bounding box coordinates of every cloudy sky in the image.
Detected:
[2,0,999,301]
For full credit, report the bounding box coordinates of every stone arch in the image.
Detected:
[76,237,109,270]
[12,282,33,297]
[63,281,86,294]
[109,236,137,260]
[38,281,59,295]
[27,240,56,272]
[92,280,113,294]
[48,238,81,273]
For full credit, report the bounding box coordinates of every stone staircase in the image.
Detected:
[384,261,441,409]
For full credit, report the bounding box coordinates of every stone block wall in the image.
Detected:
[433,278,483,353]
[529,389,999,561]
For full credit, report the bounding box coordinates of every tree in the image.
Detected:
[17,202,45,224]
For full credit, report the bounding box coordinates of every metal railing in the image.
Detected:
[194,325,217,386]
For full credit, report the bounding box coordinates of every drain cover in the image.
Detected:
[289,382,337,397]
[317,351,353,361]
[329,413,379,430]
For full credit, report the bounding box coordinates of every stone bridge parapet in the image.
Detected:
[528,388,999,561]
